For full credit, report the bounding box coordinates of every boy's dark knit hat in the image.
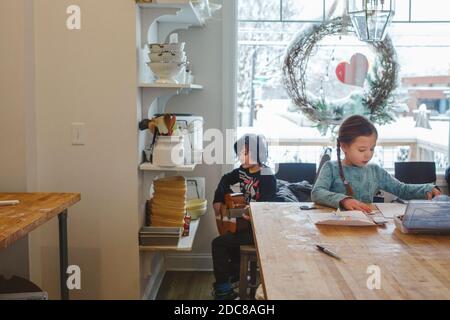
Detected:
[233,133,269,164]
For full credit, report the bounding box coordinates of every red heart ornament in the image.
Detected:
[335,53,369,87]
[336,62,347,83]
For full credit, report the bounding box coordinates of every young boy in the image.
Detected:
[211,134,276,300]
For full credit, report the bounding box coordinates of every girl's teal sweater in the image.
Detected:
[311,161,435,208]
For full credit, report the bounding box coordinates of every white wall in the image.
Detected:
[1,0,229,298]
[0,0,34,280]
[28,0,140,299]
[0,1,30,192]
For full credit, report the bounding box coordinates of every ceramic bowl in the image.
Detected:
[149,51,186,63]
[186,199,207,220]
[148,62,185,84]
[186,199,207,211]
[149,42,185,53]
[188,208,207,220]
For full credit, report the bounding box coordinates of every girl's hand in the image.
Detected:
[340,198,372,213]
[427,188,441,200]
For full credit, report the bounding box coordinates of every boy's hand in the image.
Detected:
[340,198,372,213]
[242,205,251,221]
[427,188,441,200]
[213,202,222,216]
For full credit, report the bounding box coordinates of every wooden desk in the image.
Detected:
[250,202,450,300]
[0,193,80,300]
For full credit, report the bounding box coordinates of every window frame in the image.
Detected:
[238,0,450,24]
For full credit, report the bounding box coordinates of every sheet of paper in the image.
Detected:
[376,203,406,219]
[307,210,376,226]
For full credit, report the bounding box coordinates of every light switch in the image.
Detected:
[72,123,86,145]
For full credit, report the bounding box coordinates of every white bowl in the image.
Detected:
[186,199,207,220]
[148,62,185,84]
[149,42,185,53]
[188,207,207,220]
[186,199,207,211]
[149,51,186,63]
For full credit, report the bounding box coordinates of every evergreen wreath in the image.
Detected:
[283,17,399,135]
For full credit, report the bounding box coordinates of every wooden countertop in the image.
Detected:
[0,193,81,249]
[250,202,450,300]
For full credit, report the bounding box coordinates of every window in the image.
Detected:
[237,0,450,172]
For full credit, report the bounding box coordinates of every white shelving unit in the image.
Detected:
[139,219,200,252]
[137,1,206,27]
[139,83,203,89]
[136,1,217,299]
[137,0,205,171]
[136,0,213,254]
[140,162,197,172]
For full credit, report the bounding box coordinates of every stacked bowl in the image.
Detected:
[148,42,186,84]
[186,199,208,220]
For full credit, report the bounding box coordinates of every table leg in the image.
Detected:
[58,210,69,300]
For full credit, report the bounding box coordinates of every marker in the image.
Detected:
[316,245,341,260]
[0,200,20,207]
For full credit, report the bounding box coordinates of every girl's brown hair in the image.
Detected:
[337,115,378,196]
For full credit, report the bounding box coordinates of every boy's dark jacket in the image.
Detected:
[213,166,277,204]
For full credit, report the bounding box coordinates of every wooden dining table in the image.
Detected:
[0,193,80,300]
[250,202,450,300]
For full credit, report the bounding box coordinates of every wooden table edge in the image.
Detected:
[0,193,81,250]
[249,205,269,300]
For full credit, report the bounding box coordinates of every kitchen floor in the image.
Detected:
[156,271,215,300]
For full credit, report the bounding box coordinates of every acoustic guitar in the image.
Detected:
[215,193,251,235]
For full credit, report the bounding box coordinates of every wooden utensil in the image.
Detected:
[163,114,177,136]
[168,115,177,136]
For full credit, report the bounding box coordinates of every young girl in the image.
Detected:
[312,115,441,212]
[211,133,276,300]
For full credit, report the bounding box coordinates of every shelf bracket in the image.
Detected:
[142,88,182,119]
[140,7,180,48]
[159,23,193,43]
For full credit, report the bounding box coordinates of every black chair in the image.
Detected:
[445,166,450,189]
[0,276,47,300]
[394,162,437,184]
[275,163,317,184]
